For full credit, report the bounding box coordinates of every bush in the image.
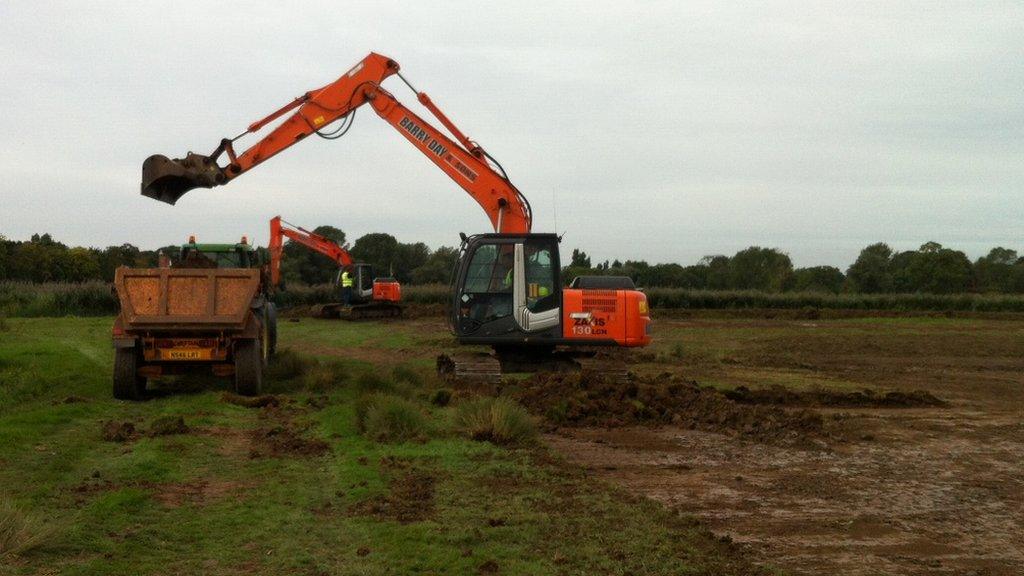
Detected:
[0,281,118,317]
[358,394,430,443]
[392,365,424,387]
[302,361,348,392]
[356,372,394,395]
[0,496,59,558]
[265,349,314,382]
[429,388,452,407]
[455,397,536,446]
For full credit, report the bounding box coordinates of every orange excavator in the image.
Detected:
[268,216,402,319]
[141,52,651,378]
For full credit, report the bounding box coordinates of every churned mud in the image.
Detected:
[544,317,1024,576]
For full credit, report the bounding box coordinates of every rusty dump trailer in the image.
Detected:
[111,266,274,400]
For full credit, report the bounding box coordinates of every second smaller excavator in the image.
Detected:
[268,216,402,320]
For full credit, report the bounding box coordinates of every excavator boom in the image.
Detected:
[142,52,531,234]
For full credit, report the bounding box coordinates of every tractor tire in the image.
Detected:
[234,338,264,397]
[266,303,278,358]
[113,348,146,401]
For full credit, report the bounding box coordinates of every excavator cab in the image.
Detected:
[452,233,563,345]
[451,233,652,350]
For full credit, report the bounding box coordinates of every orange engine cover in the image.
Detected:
[373,280,402,303]
[561,288,651,347]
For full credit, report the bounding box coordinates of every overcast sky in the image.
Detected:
[1,1,1021,268]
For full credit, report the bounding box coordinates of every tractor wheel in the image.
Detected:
[113,348,146,401]
[266,303,278,358]
[234,339,264,396]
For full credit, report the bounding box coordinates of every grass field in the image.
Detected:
[0,317,756,576]
[4,313,1021,575]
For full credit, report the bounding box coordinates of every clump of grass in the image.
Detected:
[265,348,314,381]
[0,497,59,558]
[302,361,348,392]
[0,315,8,332]
[429,388,452,407]
[357,394,430,443]
[356,372,394,395]
[392,365,423,387]
[455,397,537,446]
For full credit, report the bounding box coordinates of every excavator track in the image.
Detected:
[436,352,502,384]
[436,348,632,385]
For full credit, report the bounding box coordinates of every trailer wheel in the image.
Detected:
[234,339,263,396]
[113,348,146,401]
[266,303,278,358]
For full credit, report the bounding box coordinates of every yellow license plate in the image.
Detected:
[162,348,212,361]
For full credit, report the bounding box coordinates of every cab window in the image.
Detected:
[460,242,515,324]
[524,242,558,312]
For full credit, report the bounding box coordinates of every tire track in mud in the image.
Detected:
[548,408,1024,576]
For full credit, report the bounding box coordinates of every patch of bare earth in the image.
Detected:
[546,317,1024,576]
[70,476,250,508]
[347,457,436,524]
[247,404,330,458]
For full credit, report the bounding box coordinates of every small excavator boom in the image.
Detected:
[268,216,353,287]
[267,216,401,319]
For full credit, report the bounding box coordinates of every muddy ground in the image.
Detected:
[543,317,1024,576]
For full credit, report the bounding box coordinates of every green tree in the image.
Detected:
[97,244,142,280]
[975,247,1019,293]
[392,242,430,283]
[570,249,592,268]
[790,266,845,293]
[846,243,894,293]
[0,234,9,279]
[727,247,793,291]
[903,242,973,294]
[411,246,458,284]
[350,233,400,280]
[701,255,731,289]
[65,247,101,282]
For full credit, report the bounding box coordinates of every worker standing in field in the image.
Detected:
[340,266,353,306]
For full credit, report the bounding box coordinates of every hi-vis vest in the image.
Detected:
[341,271,353,288]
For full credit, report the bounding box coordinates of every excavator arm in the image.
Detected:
[267,216,352,287]
[142,52,532,234]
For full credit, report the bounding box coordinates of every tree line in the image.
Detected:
[2,230,1023,294]
[564,241,1024,294]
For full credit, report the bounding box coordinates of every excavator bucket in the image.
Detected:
[141,153,225,205]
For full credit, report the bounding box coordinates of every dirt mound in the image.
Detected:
[249,423,330,458]
[100,421,137,442]
[147,415,190,436]
[515,371,824,442]
[724,385,947,408]
[221,392,281,408]
[348,468,435,524]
